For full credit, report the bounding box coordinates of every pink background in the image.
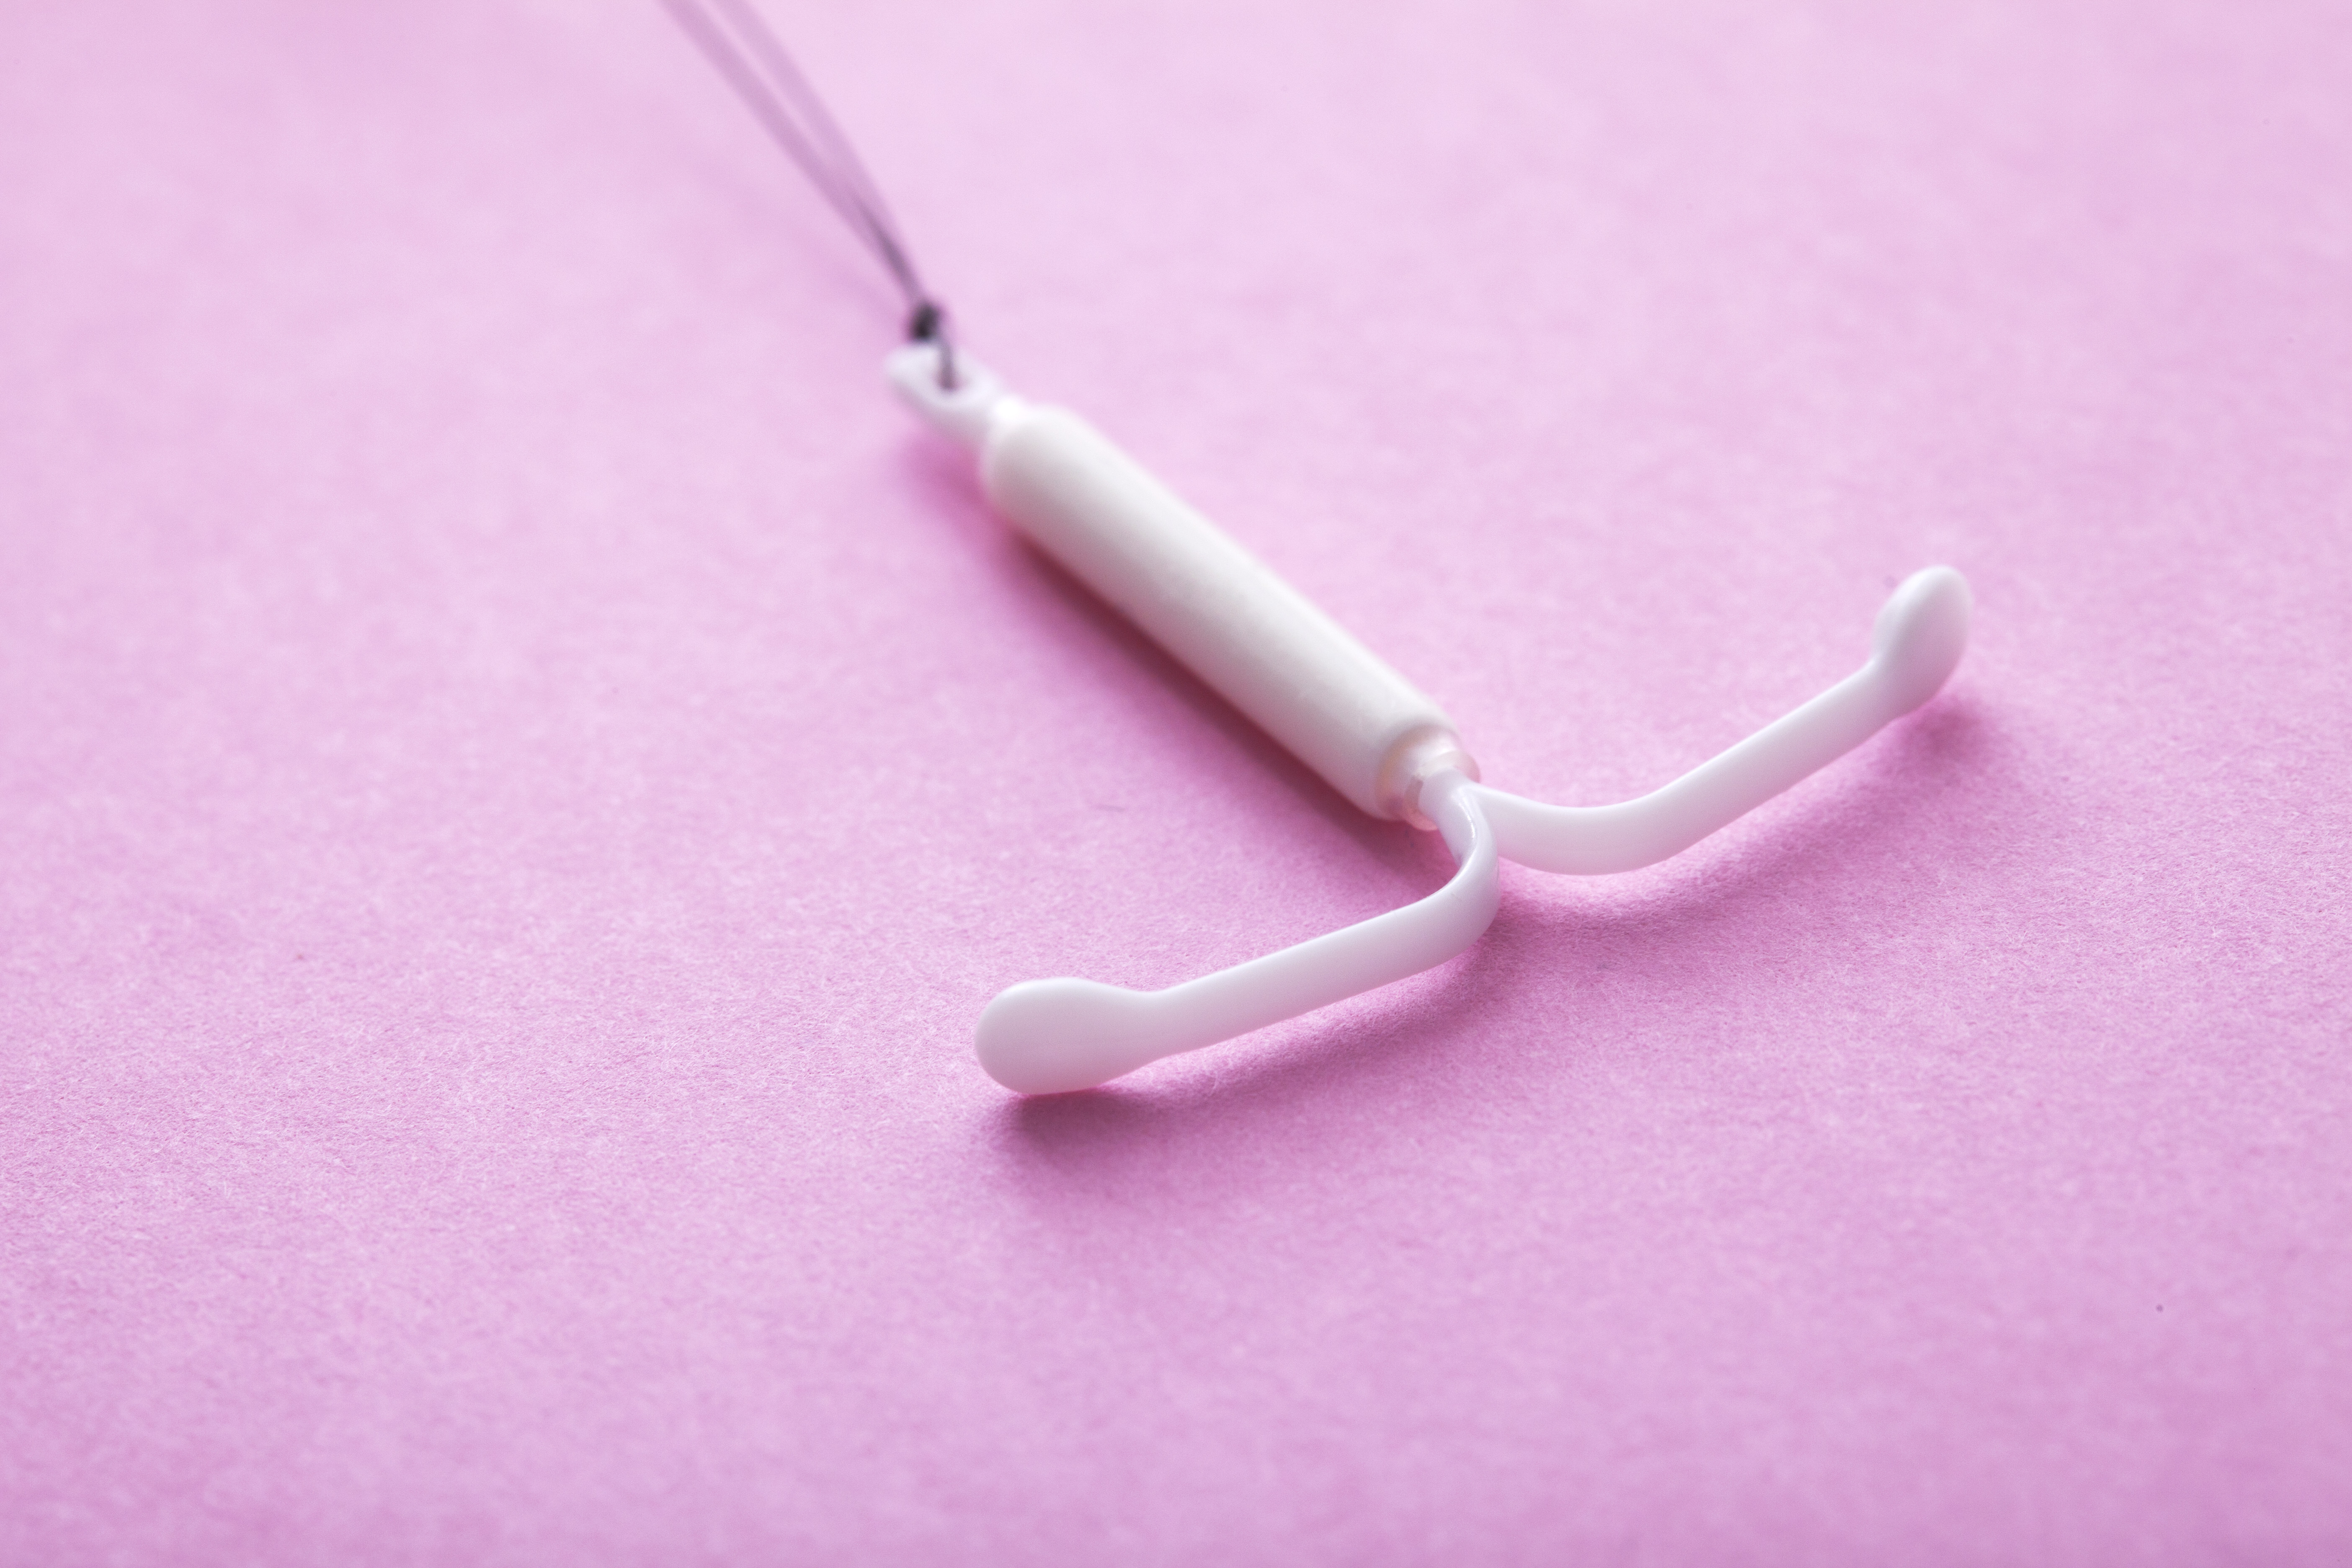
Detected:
[4,1,2348,1562]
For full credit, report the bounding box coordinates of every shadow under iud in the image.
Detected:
[993,924,1505,1163]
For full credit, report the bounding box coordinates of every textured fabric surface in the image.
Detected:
[3,2,2347,1563]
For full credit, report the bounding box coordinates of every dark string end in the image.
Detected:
[906,299,959,391]
[665,0,961,390]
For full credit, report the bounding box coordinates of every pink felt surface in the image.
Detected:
[4,0,2349,1561]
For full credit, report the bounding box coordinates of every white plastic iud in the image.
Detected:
[662,0,1973,1095]
[889,345,1972,1094]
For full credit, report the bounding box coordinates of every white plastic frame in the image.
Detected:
[890,343,1972,1094]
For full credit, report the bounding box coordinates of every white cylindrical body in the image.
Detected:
[980,402,1465,820]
